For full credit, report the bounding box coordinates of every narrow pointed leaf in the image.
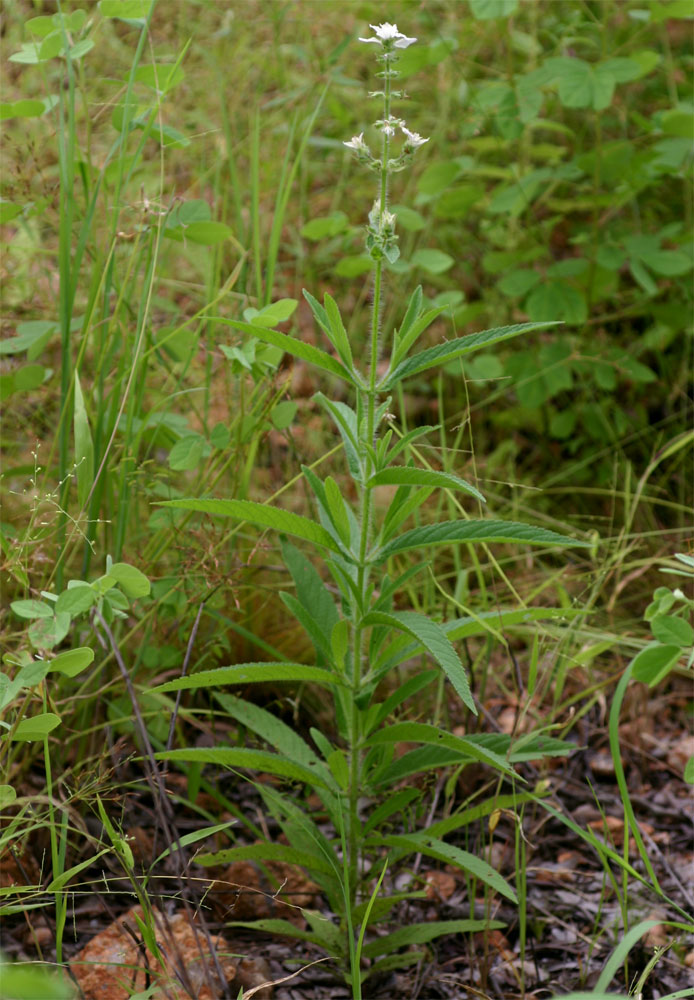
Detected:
[391,305,447,368]
[378,518,589,561]
[213,316,354,383]
[196,841,335,876]
[384,321,560,388]
[365,722,517,777]
[361,611,475,712]
[151,663,342,694]
[154,747,335,790]
[369,467,485,503]
[361,918,505,959]
[215,693,333,788]
[158,498,341,554]
[374,832,518,903]
[73,371,93,509]
[324,292,353,368]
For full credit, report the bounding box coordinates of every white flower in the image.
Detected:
[359,22,417,48]
[400,124,429,148]
[343,132,367,151]
[375,115,404,136]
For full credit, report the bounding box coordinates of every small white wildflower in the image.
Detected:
[343,132,367,151]
[359,22,417,49]
[400,124,429,148]
[375,115,404,136]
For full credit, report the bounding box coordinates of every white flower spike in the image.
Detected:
[359,22,417,49]
[400,125,429,148]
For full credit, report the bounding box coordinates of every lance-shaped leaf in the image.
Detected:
[154,747,336,790]
[213,316,355,384]
[365,722,517,777]
[372,832,518,903]
[391,302,447,368]
[382,321,560,389]
[377,518,589,562]
[157,498,341,554]
[361,918,506,960]
[368,466,485,504]
[150,663,343,695]
[361,610,475,713]
[196,841,336,876]
[73,371,93,509]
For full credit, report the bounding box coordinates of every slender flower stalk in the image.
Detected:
[343,21,429,923]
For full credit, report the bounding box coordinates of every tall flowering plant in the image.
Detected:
[155,22,587,996]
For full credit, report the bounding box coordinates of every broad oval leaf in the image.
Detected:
[157,498,342,555]
[151,663,342,694]
[48,647,95,678]
[377,519,589,561]
[631,642,682,687]
[108,562,151,598]
[11,712,61,742]
[369,467,485,503]
[55,586,95,617]
[651,614,693,647]
[10,599,54,620]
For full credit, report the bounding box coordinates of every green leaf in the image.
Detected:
[651,614,693,646]
[0,321,58,357]
[46,849,111,891]
[196,841,336,876]
[213,317,353,384]
[181,221,233,245]
[323,293,354,369]
[411,248,454,275]
[335,255,372,278]
[631,642,682,686]
[369,467,485,504]
[55,586,95,617]
[281,540,339,645]
[48,647,95,678]
[106,561,150,599]
[469,0,518,18]
[73,372,94,510]
[10,713,61,742]
[11,599,54,620]
[152,821,237,866]
[270,400,297,430]
[0,785,16,807]
[214,692,329,780]
[169,433,206,471]
[28,613,71,650]
[498,269,541,298]
[251,299,299,328]
[378,518,589,562]
[684,757,694,784]
[361,918,504,959]
[362,611,475,713]
[526,281,587,324]
[154,747,334,790]
[99,0,153,21]
[151,663,342,694]
[0,99,46,120]
[366,722,517,776]
[384,322,559,389]
[300,212,348,240]
[391,306,447,369]
[0,958,74,1000]
[375,832,517,902]
[158,498,342,554]
[134,63,184,93]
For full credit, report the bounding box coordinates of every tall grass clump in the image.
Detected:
[152,21,590,996]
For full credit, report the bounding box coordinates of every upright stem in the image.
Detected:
[347,51,392,912]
